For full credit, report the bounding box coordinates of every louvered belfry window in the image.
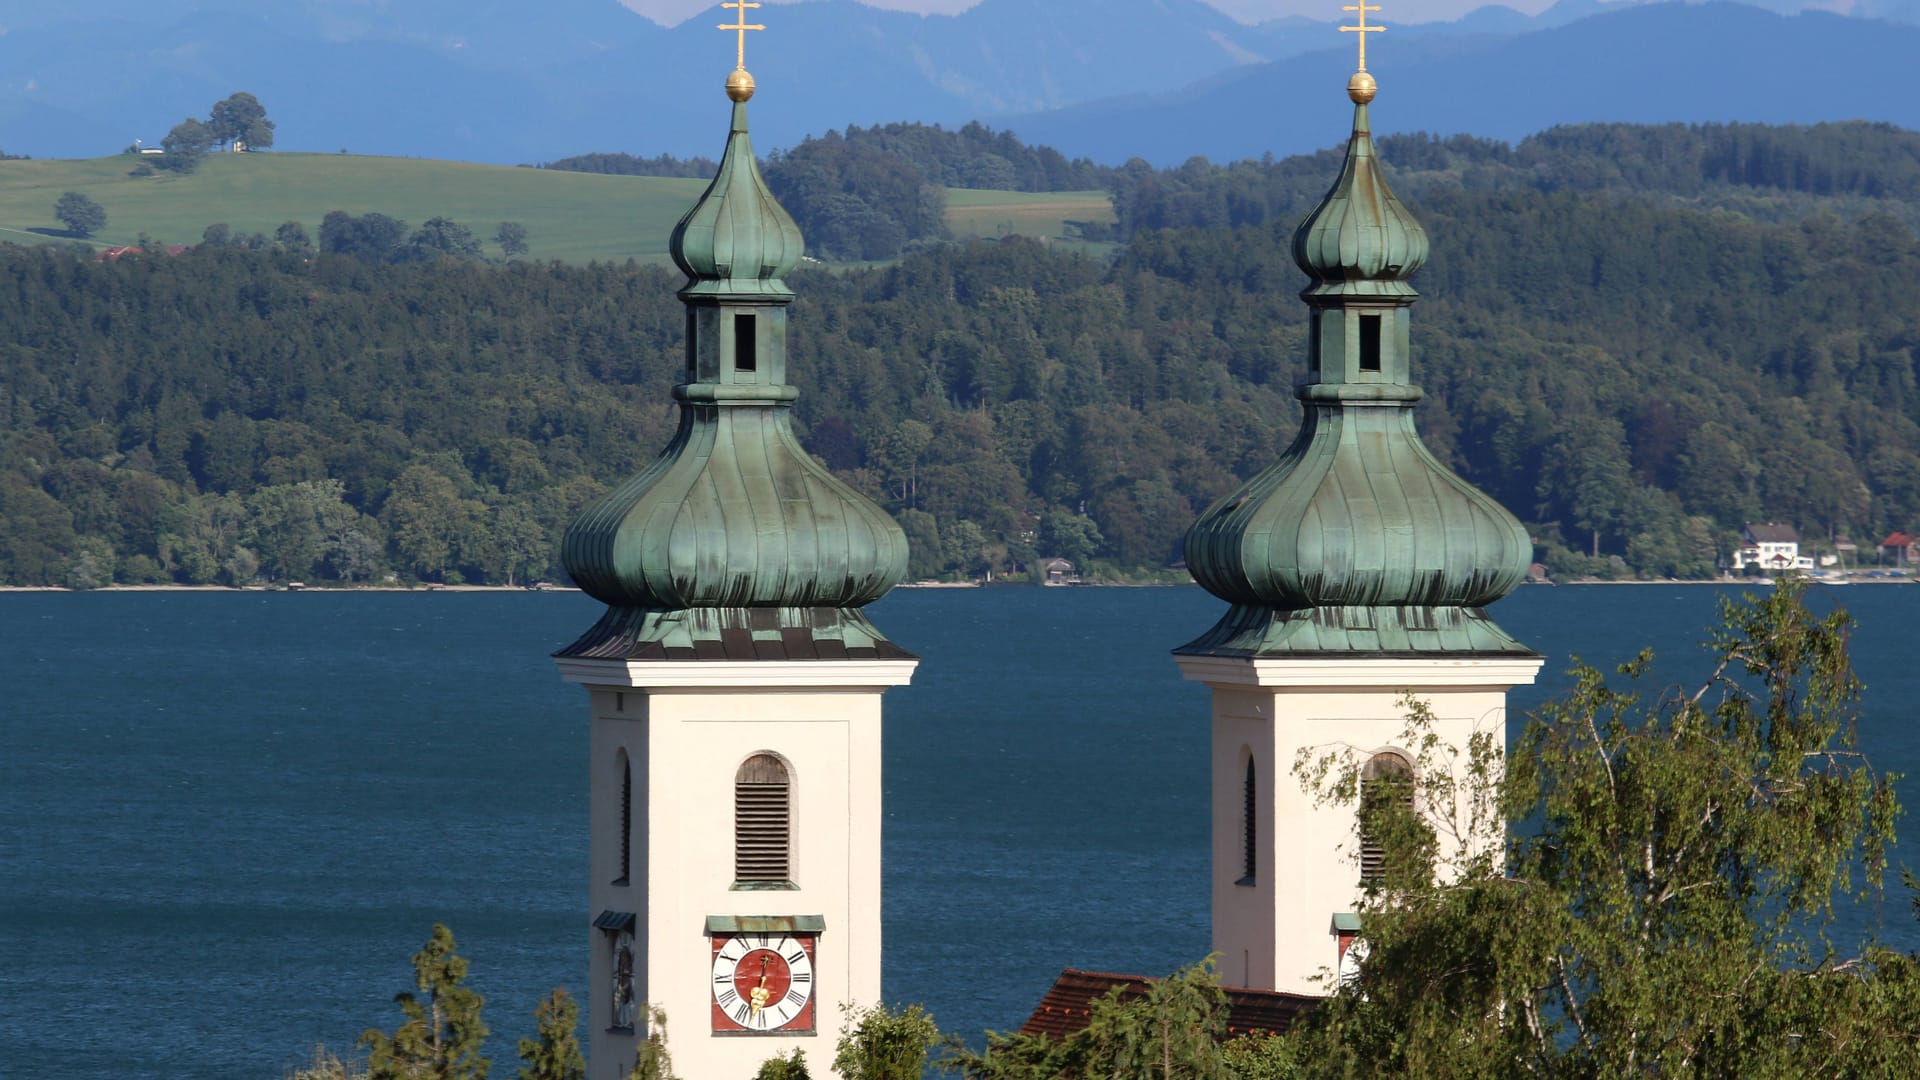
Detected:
[1359,752,1414,884]
[735,754,791,883]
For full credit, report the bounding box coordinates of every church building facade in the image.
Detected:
[1174,40,1543,995]
[553,41,917,1080]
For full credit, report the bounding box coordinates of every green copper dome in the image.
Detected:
[1292,104,1429,298]
[669,101,805,299]
[559,93,909,661]
[1179,95,1532,658]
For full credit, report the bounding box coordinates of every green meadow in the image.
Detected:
[0,153,1118,263]
[0,152,708,262]
[942,188,1118,256]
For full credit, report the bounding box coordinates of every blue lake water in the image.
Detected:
[3,584,1918,1078]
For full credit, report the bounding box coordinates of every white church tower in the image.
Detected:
[553,24,916,1078]
[1173,27,1542,996]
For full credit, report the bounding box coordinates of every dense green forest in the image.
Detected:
[4,121,1919,588]
[549,119,1920,261]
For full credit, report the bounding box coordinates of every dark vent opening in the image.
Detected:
[734,313,757,373]
[616,753,631,885]
[1359,314,1382,373]
[1240,756,1256,885]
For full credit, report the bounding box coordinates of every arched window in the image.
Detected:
[1239,753,1257,885]
[615,749,631,885]
[735,753,791,884]
[1359,751,1414,884]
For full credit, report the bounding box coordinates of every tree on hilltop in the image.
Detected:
[53,191,106,238]
[208,91,273,150]
[159,117,214,173]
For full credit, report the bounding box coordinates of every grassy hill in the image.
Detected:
[943,188,1117,256]
[0,153,707,262]
[0,153,1117,262]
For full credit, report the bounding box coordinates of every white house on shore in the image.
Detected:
[1733,523,1815,572]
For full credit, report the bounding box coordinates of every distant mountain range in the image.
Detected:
[0,0,1913,165]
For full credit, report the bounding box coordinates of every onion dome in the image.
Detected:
[559,78,910,661]
[669,97,805,299]
[1292,102,1428,298]
[1178,86,1533,658]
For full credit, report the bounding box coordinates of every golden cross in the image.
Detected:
[719,0,765,70]
[1340,2,1384,71]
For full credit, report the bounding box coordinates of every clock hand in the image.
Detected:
[749,955,772,1014]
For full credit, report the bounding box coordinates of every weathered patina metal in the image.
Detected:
[1179,94,1533,658]
[559,93,909,659]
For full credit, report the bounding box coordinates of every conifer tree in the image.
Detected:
[626,1005,675,1080]
[361,924,491,1080]
[516,988,584,1080]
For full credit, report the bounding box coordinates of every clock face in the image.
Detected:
[710,932,816,1034]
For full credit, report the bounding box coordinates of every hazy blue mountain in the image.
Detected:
[0,0,1271,162]
[1003,3,1920,165]
[0,0,1913,165]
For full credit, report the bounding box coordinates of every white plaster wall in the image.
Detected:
[567,667,906,1080]
[1181,658,1540,996]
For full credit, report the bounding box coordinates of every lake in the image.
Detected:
[3,584,1916,1078]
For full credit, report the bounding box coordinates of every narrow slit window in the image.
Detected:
[685,311,697,377]
[1240,755,1256,885]
[1358,314,1382,372]
[735,753,790,883]
[1359,752,1414,884]
[615,750,631,885]
[733,313,757,373]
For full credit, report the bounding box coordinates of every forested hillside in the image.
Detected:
[4,122,1919,588]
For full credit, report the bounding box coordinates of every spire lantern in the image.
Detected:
[1180,13,1532,657]
[561,8,909,659]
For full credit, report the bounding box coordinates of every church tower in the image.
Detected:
[554,17,916,1076]
[1173,10,1542,996]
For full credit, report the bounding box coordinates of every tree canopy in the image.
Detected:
[1288,583,1916,1076]
[7,121,1920,587]
[53,191,105,238]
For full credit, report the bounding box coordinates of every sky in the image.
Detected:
[619,0,1565,28]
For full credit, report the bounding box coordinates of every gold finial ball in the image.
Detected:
[1347,70,1377,104]
[726,67,756,102]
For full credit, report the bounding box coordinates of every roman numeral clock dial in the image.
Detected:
[710,933,816,1034]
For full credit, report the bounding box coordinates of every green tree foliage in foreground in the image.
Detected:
[627,1005,675,1080]
[833,1002,943,1080]
[1289,582,1917,1076]
[946,960,1295,1079]
[53,191,106,238]
[751,1048,812,1079]
[516,989,585,1080]
[362,925,492,1080]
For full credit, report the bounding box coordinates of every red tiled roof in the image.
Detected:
[1883,532,1912,548]
[1019,968,1320,1042]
